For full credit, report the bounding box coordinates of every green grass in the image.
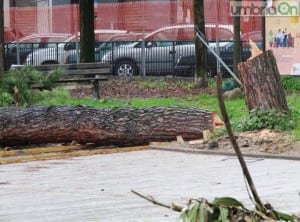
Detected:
[33,88,126,108]
[286,94,300,140]
[32,87,248,128]
[5,77,300,141]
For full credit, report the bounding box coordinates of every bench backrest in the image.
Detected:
[33,62,111,76]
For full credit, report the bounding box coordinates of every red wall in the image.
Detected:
[4,1,262,42]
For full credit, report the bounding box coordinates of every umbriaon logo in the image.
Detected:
[230,0,299,16]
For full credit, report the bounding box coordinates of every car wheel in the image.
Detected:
[114,60,138,77]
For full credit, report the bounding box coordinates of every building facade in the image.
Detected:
[4,0,262,42]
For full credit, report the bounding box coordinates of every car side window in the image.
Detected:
[146,41,157,47]
[155,41,173,47]
[9,45,17,53]
[98,42,112,50]
[45,43,59,48]
[175,41,193,45]
[64,42,77,50]
[18,43,40,49]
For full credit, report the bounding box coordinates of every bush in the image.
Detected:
[42,68,66,89]
[281,76,300,91]
[222,78,240,92]
[0,66,65,106]
[0,89,13,106]
[237,108,293,131]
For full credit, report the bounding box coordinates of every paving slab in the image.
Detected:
[0,149,299,222]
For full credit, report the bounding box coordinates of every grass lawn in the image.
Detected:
[31,84,300,141]
[2,72,300,141]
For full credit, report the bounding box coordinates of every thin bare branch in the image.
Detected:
[215,74,267,215]
[131,189,183,212]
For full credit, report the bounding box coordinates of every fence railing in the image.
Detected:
[4,40,251,77]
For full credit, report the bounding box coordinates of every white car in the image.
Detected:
[25,29,128,66]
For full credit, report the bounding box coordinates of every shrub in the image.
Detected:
[222,78,240,92]
[281,76,300,91]
[237,108,293,131]
[0,89,13,106]
[42,68,66,89]
[0,66,65,106]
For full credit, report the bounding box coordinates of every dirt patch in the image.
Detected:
[69,77,214,99]
[189,129,300,156]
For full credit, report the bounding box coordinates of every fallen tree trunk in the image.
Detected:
[238,49,288,112]
[0,106,218,146]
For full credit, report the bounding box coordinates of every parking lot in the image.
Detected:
[1,149,300,221]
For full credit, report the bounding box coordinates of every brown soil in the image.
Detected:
[68,78,300,157]
[189,129,300,157]
[69,77,214,99]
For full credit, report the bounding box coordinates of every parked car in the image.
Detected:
[174,41,252,77]
[65,32,143,64]
[25,29,128,66]
[103,40,196,76]
[101,24,234,76]
[5,33,72,69]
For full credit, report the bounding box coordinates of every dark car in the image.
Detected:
[174,41,255,77]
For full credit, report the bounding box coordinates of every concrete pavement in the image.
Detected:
[0,149,299,222]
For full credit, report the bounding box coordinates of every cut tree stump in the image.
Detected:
[0,106,219,146]
[238,49,288,112]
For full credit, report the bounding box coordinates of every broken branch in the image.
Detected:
[131,189,183,212]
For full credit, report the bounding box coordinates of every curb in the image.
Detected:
[0,146,149,165]
[150,145,300,161]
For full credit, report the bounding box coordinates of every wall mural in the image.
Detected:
[265,1,300,75]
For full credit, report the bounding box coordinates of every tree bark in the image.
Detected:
[238,49,288,112]
[233,0,242,77]
[193,0,207,87]
[0,106,217,146]
[0,0,5,75]
[79,0,95,63]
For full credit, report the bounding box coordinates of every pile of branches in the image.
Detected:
[132,190,299,222]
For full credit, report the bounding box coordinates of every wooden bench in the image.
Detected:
[14,62,111,99]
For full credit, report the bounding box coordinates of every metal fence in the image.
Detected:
[5,40,251,77]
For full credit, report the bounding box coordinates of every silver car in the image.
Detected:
[101,23,234,76]
[25,29,129,66]
[101,40,195,76]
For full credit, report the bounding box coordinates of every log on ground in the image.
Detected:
[238,49,288,112]
[0,106,217,146]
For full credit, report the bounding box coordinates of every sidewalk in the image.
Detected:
[0,149,299,222]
